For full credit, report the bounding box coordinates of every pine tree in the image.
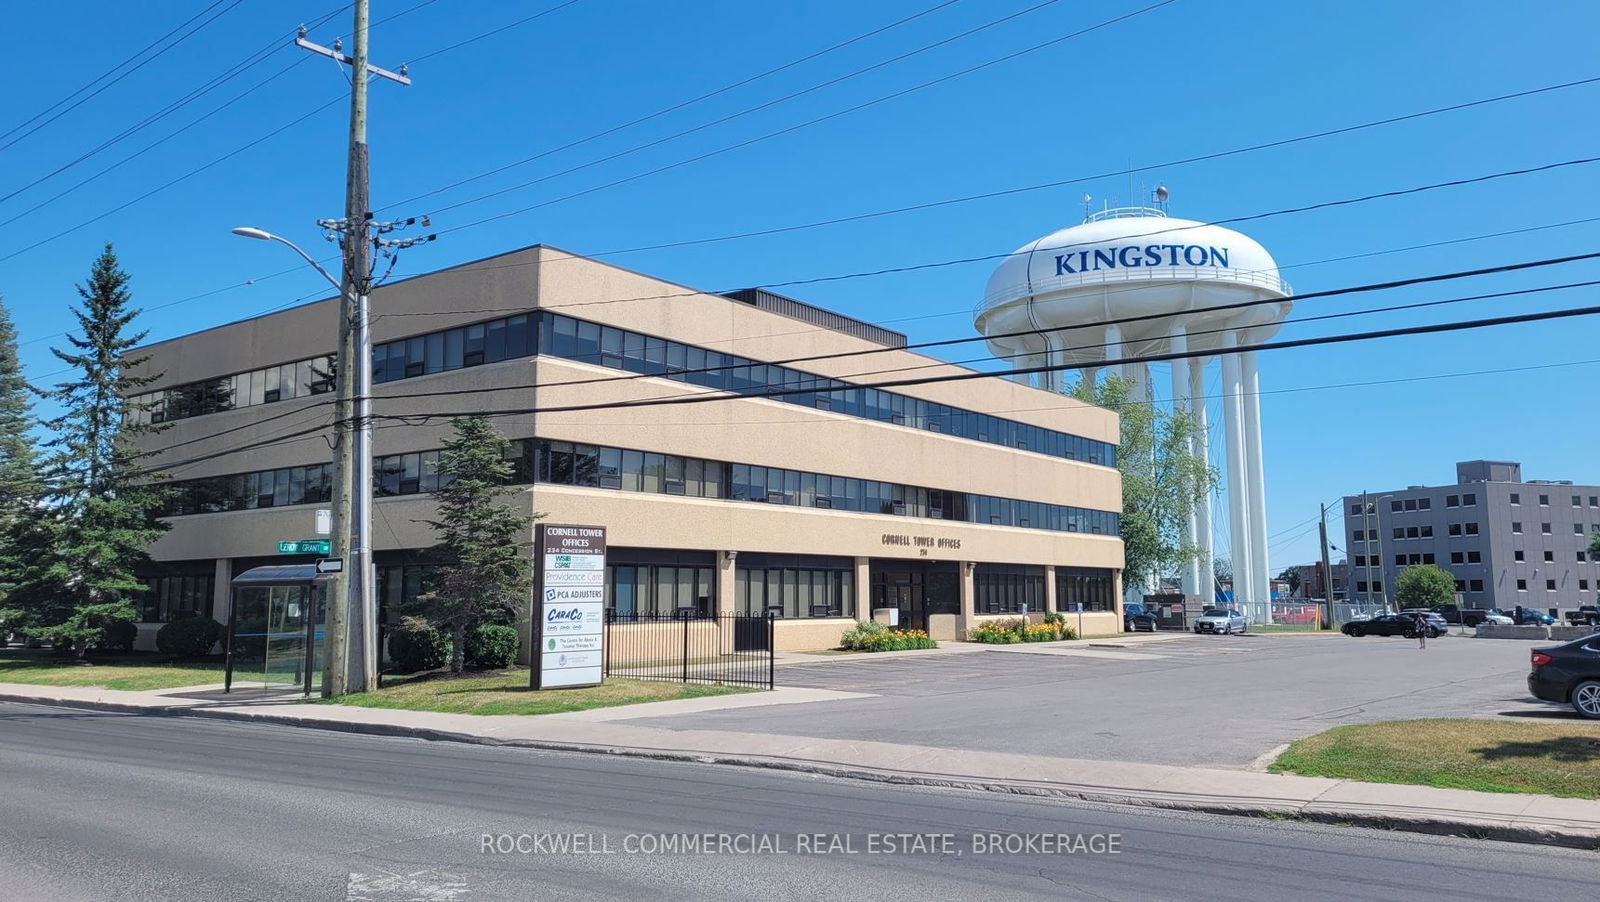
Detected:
[29,244,168,658]
[0,295,47,636]
[415,416,537,673]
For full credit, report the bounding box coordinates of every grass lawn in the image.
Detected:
[323,669,752,716]
[0,648,224,691]
[1271,718,1600,799]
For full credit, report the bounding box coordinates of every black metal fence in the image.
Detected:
[604,611,775,689]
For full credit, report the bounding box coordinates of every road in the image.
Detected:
[634,634,1556,766]
[1,701,1596,901]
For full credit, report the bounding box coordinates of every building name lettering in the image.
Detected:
[1054,244,1230,276]
[881,534,961,550]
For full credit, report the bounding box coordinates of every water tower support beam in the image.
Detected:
[1169,325,1198,597]
[1220,337,1253,611]
[1242,349,1271,621]
[1188,356,1214,602]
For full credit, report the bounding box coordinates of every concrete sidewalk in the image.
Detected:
[3,680,1597,849]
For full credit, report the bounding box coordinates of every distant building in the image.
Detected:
[1343,461,1600,612]
[1285,560,1346,600]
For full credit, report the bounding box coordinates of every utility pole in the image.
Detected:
[1318,502,1334,629]
[297,6,411,695]
[1361,490,1373,611]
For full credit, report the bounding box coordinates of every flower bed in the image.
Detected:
[838,621,938,652]
[969,614,1078,644]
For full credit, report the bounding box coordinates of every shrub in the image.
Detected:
[970,620,1022,644]
[839,620,887,649]
[465,623,518,669]
[388,623,449,673]
[970,617,1078,644]
[95,619,139,653]
[1043,611,1067,626]
[156,617,224,658]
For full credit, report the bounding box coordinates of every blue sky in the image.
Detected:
[0,0,1595,571]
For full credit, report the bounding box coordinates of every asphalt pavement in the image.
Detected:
[634,634,1556,766]
[1,700,1596,901]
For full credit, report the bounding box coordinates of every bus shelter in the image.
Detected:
[225,565,329,695]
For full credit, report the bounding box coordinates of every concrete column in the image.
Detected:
[1220,337,1253,611]
[1104,324,1125,380]
[1189,357,1215,603]
[1044,565,1059,613]
[210,558,231,624]
[1170,326,1198,597]
[959,562,975,638]
[716,551,737,616]
[1241,350,1271,622]
[852,556,870,621]
[1080,365,1101,395]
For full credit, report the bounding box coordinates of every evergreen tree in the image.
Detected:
[28,244,168,657]
[0,295,47,637]
[414,417,538,673]
[1072,374,1217,597]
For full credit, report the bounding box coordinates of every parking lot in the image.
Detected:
[618,633,1565,767]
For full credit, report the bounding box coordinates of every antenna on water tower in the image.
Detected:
[1154,184,1170,213]
[1082,193,1092,220]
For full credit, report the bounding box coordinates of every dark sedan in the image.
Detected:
[1528,633,1600,719]
[1123,603,1157,632]
[1342,613,1443,638]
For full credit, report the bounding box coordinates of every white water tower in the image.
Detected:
[973,194,1293,622]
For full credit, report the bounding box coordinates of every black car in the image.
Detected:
[1527,633,1600,719]
[1341,613,1443,638]
[1123,603,1157,632]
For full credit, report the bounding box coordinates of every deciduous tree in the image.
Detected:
[1395,564,1455,610]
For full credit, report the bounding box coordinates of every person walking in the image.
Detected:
[1413,610,1429,649]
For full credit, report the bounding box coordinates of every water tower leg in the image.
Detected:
[1189,357,1214,603]
[1104,324,1125,381]
[1081,365,1100,394]
[1170,326,1198,598]
[1242,350,1271,623]
[1220,339,1253,612]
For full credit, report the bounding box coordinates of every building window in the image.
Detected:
[1575,495,1583,507]
[1463,493,1476,506]
[974,564,1046,614]
[1450,551,1464,564]
[1512,522,1523,534]
[1356,581,1368,593]
[609,561,716,619]
[1394,554,1406,566]
[1406,526,1420,538]
[1541,523,1552,535]
[1422,553,1435,564]
[1418,498,1431,510]
[138,566,215,623]
[1539,494,1550,506]
[1577,524,1587,534]
[1467,551,1481,563]
[1517,579,1528,591]
[1421,525,1433,538]
[1449,524,1462,536]
[1470,579,1484,592]
[1446,494,1459,508]
[1393,527,1404,540]
[1058,567,1116,612]
[1465,522,1479,535]
[1547,579,1558,591]
[1391,500,1403,512]
[1581,580,1590,591]
[1590,496,1598,507]
[1514,550,1525,562]
[1454,580,1467,592]
[733,555,852,618]
[1545,551,1555,562]
[1350,503,1362,515]
[1581,551,1589,562]
[1509,493,1520,505]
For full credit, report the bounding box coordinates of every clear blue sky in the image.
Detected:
[1,0,1596,571]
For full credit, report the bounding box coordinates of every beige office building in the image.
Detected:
[127,245,1125,653]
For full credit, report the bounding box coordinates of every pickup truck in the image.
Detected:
[1567,606,1600,627]
[1436,604,1492,627]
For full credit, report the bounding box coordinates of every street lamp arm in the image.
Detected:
[232,226,344,294]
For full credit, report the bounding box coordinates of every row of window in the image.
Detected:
[528,439,1120,535]
[1356,578,1596,596]
[138,570,216,623]
[133,307,1119,470]
[1511,492,1600,507]
[733,565,854,618]
[1357,549,1590,567]
[1515,578,1594,592]
[160,438,1120,537]
[1356,492,1600,516]
[1511,522,1597,536]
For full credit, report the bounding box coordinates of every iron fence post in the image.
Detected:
[681,614,689,684]
[768,612,775,689]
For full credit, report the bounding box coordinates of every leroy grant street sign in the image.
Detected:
[277,539,332,555]
[532,524,607,690]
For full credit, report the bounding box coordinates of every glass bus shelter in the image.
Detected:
[225,565,328,695]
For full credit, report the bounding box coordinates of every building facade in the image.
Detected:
[1343,460,1600,613]
[127,245,1126,653]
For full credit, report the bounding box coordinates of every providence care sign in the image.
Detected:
[531,524,607,689]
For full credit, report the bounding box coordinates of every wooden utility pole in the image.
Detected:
[298,4,410,695]
[1318,502,1334,629]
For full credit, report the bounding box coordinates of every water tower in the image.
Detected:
[973,192,1293,622]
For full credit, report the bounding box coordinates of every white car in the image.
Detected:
[1481,612,1514,625]
[1193,607,1248,635]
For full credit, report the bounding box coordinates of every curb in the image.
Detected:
[5,692,1597,851]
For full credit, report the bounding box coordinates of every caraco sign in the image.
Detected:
[532,524,607,690]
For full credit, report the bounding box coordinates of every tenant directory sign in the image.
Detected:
[534,524,607,689]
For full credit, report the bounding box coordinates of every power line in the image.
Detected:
[408,0,588,64]
[426,0,1181,232]
[400,0,1081,217]
[0,0,245,153]
[379,0,965,212]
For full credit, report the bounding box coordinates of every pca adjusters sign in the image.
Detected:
[533,524,607,690]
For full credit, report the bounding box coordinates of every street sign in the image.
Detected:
[533,524,607,690]
[277,539,332,555]
[315,558,344,574]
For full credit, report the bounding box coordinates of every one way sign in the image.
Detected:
[315,558,344,574]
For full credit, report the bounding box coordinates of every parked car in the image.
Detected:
[1480,610,1515,625]
[1436,604,1494,627]
[1565,606,1600,627]
[1527,634,1600,719]
[1399,609,1452,635]
[1193,607,1248,635]
[1123,603,1157,633]
[1511,607,1556,626]
[1342,613,1443,638]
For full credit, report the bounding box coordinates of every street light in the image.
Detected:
[232,226,374,696]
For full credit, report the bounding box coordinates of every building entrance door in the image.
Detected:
[869,561,959,633]
[880,577,926,633]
